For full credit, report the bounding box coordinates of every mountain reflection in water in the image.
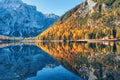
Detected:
[0,43,82,80]
[36,42,120,80]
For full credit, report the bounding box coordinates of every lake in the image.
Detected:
[0,41,120,80]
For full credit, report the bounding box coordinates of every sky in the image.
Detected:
[22,0,83,16]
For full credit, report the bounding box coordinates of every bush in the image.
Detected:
[91,12,102,20]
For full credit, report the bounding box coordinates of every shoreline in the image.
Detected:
[0,38,120,43]
[35,39,120,43]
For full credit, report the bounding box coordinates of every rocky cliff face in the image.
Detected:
[36,0,120,40]
[0,0,59,37]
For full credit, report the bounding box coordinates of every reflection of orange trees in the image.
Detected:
[36,42,120,79]
[36,42,120,67]
[36,42,90,67]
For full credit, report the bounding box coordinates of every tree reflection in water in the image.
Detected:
[36,42,120,80]
[0,43,82,80]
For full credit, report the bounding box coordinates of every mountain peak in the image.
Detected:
[83,0,97,13]
[36,0,120,40]
[45,13,59,19]
[0,0,59,37]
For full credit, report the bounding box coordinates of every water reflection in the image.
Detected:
[0,44,59,80]
[27,65,82,80]
[36,42,120,80]
[0,43,82,80]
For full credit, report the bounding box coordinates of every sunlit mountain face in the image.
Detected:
[1,0,120,80]
[36,42,120,80]
[36,0,120,41]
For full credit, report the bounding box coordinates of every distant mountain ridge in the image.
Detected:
[36,0,120,40]
[0,0,59,37]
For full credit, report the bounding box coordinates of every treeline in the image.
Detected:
[36,24,120,40]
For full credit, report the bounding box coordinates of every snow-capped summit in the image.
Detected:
[0,0,59,37]
[45,13,59,19]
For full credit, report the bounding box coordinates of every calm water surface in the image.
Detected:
[0,43,82,80]
[0,42,120,80]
